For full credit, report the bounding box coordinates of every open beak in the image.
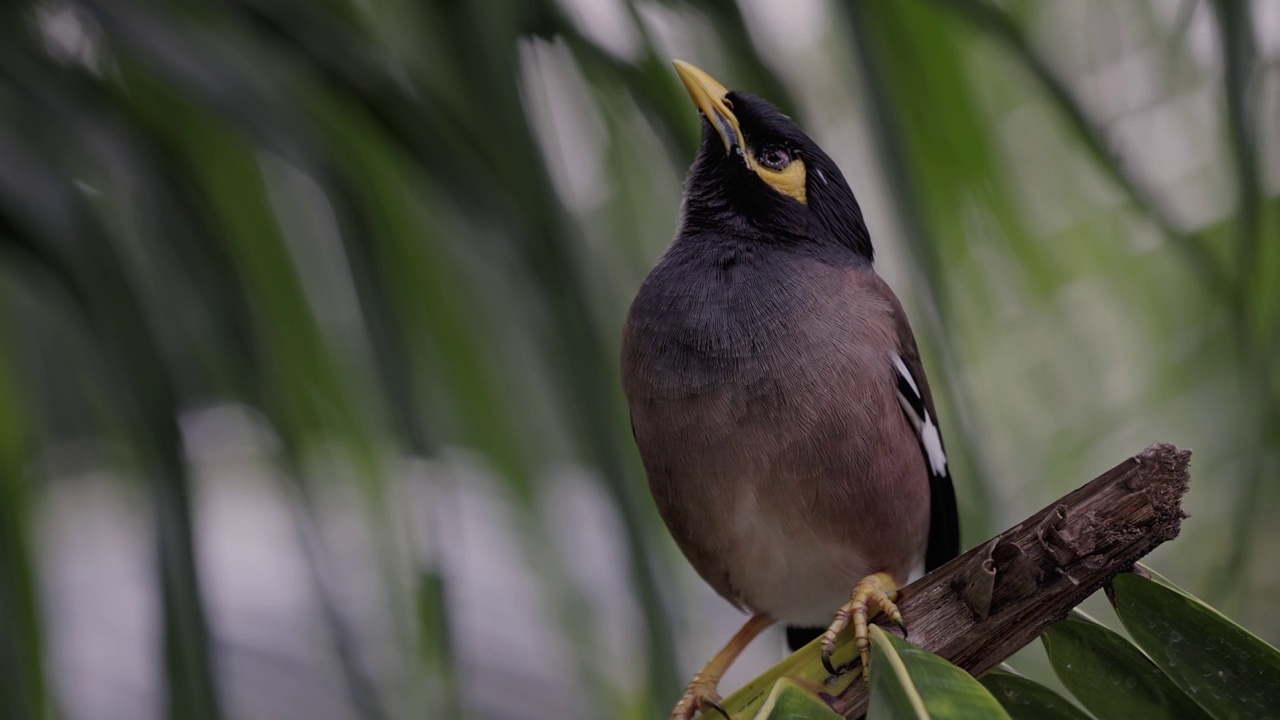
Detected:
[673,60,750,164]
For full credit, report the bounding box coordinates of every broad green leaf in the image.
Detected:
[753,678,843,720]
[718,627,864,719]
[1112,572,1280,719]
[1043,613,1210,720]
[868,625,1011,720]
[979,668,1093,720]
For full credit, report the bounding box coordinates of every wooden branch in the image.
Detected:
[822,442,1192,717]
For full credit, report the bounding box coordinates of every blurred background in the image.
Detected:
[1,0,1278,719]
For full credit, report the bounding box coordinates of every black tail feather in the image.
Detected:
[785,625,824,652]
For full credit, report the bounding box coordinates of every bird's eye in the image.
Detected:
[757,145,791,171]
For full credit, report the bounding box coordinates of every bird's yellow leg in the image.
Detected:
[672,613,775,720]
[819,571,905,681]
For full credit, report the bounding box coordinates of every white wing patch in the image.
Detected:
[892,355,920,396]
[893,353,948,477]
[920,414,947,476]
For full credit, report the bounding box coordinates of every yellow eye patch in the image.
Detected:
[749,151,807,204]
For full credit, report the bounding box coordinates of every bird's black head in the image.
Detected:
[674,61,873,262]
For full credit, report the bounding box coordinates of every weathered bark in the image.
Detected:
[812,442,1192,716]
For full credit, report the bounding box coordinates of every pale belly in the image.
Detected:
[720,491,878,625]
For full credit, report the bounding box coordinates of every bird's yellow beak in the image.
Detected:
[673,60,750,166]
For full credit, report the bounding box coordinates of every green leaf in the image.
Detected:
[867,625,1011,720]
[1111,572,1280,720]
[718,628,864,719]
[417,571,462,717]
[0,312,51,720]
[1042,613,1211,720]
[752,678,843,720]
[979,668,1093,720]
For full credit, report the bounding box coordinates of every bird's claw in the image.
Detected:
[818,572,903,684]
[820,643,841,676]
[671,675,728,720]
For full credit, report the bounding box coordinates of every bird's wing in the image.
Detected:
[883,293,960,572]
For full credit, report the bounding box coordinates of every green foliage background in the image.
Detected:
[0,1,1276,719]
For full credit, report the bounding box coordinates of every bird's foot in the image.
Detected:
[670,674,727,720]
[819,571,904,682]
[670,613,773,719]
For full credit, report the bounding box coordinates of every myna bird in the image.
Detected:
[621,62,960,719]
